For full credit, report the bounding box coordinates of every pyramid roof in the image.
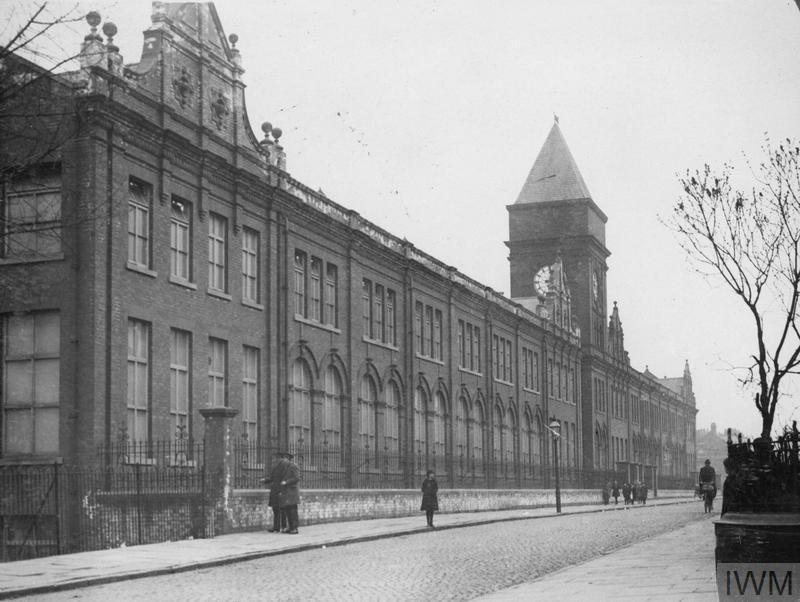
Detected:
[514,120,592,205]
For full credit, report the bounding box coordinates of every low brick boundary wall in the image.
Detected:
[227,488,694,532]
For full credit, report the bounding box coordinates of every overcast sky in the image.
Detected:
[14,0,800,440]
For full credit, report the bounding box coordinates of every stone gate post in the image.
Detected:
[200,407,239,535]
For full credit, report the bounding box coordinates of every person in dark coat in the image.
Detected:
[279,452,301,534]
[601,482,610,505]
[420,470,439,527]
[622,481,632,506]
[612,481,620,505]
[261,453,289,532]
[640,482,648,504]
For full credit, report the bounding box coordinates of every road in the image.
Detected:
[34,503,707,601]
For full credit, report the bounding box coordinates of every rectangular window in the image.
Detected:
[414,301,423,353]
[458,320,465,367]
[2,175,61,259]
[128,178,151,268]
[309,257,322,321]
[473,327,481,373]
[433,309,442,360]
[362,279,372,337]
[324,264,338,327]
[170,197,191,282]
[208,213,227,292]
[242,346,259,442]
[548,359,554,397]
[208,337,227,407]
[294,250,306,316]
[127,319,150,443]
[492,335,499,379]
[505,340,512,382]
[170,329,191,440]
[374,284,384,342]
[1,311,60,455]
[241,227,259,303]
[424,306,433,357]
[386,289,396,345]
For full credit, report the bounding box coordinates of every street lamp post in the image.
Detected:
[548,418,562,513]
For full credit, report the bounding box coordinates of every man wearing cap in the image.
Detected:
[278,451,301,534]
[262,453,290,533]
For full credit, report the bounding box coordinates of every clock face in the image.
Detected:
[592,272,599,301]
[534,265,551,296]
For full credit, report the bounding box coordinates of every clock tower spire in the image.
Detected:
[506,118,610,352]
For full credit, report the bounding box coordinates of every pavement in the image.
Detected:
[0,494,711,600]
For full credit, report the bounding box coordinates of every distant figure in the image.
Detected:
[261,452,289,533]
[721,457,737,516]
[421,470,439,527]
[640,482,648,504]
[632,481,641,503]
[699,459,717,513]
[622,481,632,506]
[601,482,611,505]
[279,452,301,534]
[612,481,620,505]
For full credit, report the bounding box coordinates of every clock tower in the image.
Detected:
[506,118,610,353]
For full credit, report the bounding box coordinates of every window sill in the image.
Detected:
[493,378,514,386]
[122,458,158,466]
[522,386,540,394]
[126,262,157,278]
[415,353,444,366]
[207,288,232,301]
[458,367,483,377]
[362,336,398,351]
[169,276,197,290]
[242,299,264,311]
[0,254,64,266]
[294,315,341,334]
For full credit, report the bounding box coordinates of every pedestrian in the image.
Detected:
[601,481,610,505]
[279,451,301,534]
[622,481,632,506]
[632,481,640,504]
[421,469,439,528]
[612,480,620,505]
[640,482,648,504]
[261,452,289,533]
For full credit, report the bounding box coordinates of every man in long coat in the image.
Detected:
[262,453,289,532]
[279,453,301,534]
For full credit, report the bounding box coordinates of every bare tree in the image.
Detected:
[672,138,800,439]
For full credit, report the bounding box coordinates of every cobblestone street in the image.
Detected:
[33,504,710,601]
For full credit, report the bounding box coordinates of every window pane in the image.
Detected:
[35,312,60,355]
[6,361,33,403]
[34,359,59,404]
[6,314,33,356]
[34,408,59,453]
[5,408,33,454]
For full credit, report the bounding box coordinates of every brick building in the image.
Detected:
[0,2,695,489]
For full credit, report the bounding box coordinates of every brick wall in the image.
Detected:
[226,488,694,531]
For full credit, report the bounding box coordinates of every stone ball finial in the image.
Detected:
[271,127,282,141]
[229,33,239,48]
[102,21,118,40]
[261,122,272,136]
[86,11,102,28]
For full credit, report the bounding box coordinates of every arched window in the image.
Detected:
[432,391,446,460]
[289,359,312,448]
[493,404,504,465]
[455,396,468,458]
[413,386,427,455]
[533,414,547,469]
[506,407,517,470]
[473,400,486,471]
[322,365,342,449]
[521,412,533,479]
[359,374,377,452]
[385,381,401,467]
